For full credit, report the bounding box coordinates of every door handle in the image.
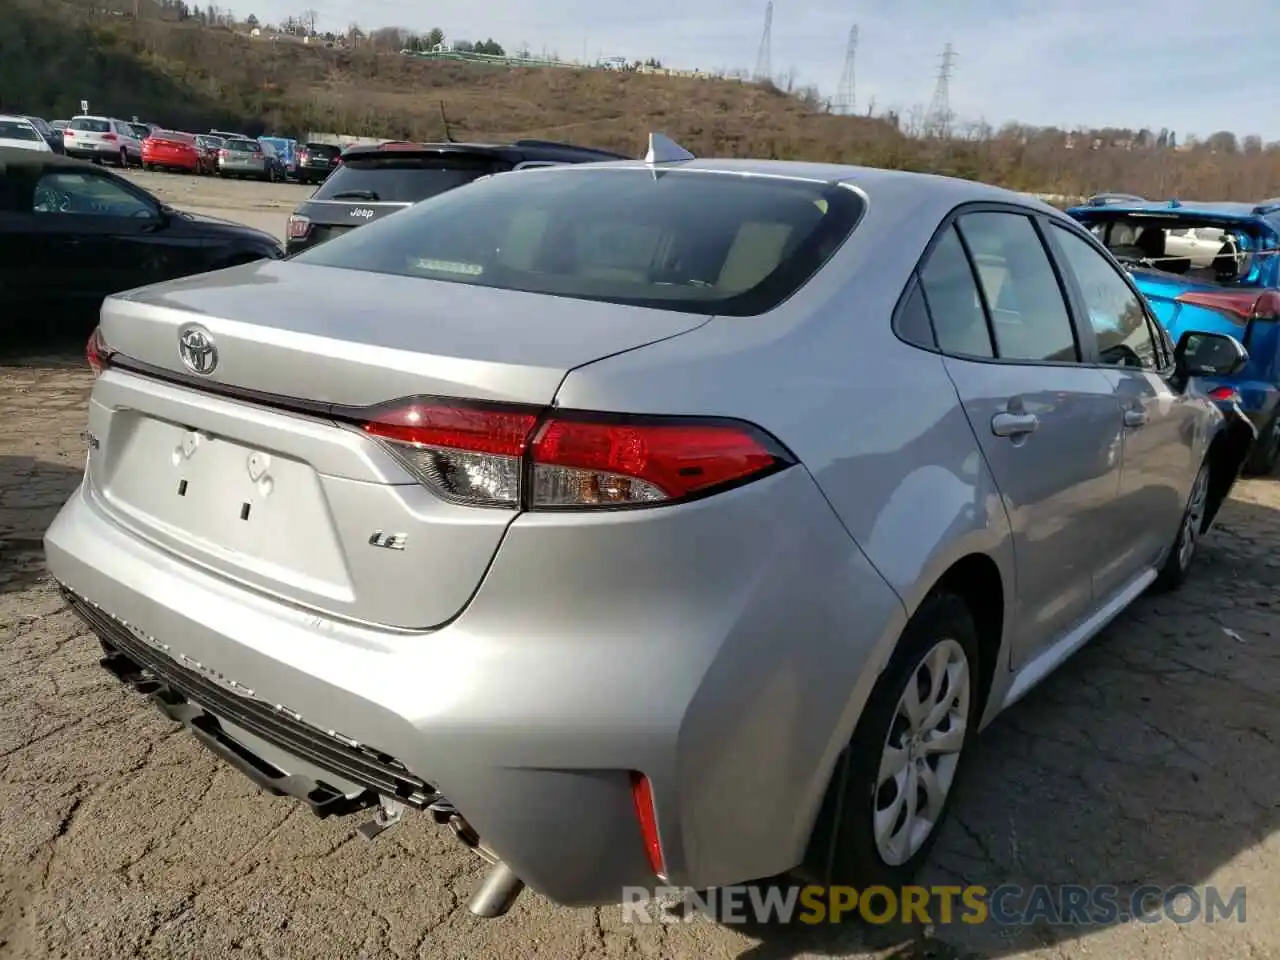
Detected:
[1123,408,1148,428]
[991,411,1040,437]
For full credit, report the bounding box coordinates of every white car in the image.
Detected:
[1165,226,1226,268]
[61,115,143,167]
[0,115,52,153]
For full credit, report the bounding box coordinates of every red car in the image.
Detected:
[141,130,202,173]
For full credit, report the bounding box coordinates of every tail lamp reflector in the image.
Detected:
[359,399,789,511]
[630,772,665,878]
[86,326,112,377]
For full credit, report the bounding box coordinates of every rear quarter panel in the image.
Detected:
[552,177,1017,863]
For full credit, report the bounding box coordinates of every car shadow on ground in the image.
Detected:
[0,325,93,370]
[710,492,1280,959]
[0,457,83,596]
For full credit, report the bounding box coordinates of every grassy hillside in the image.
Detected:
[0,0,907,164]
[6,0,1280,199]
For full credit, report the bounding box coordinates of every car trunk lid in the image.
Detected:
[88,259,710,629]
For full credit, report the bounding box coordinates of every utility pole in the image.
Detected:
[924,42,956,138]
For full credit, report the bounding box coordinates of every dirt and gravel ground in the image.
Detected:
[2,176,1280,959]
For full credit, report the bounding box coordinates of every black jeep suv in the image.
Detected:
[284,138,631,255]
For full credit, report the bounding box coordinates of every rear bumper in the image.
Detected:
[45,466,903,905]
[65,142,121,158]
[219,160,267,175]
[143,149,198,169]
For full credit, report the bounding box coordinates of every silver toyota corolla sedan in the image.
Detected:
[46,134,1254,917]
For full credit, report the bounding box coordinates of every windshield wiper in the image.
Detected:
[329,190,380,201]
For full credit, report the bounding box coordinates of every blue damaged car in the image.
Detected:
[1067,195,1280,472]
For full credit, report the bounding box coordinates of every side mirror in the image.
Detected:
[1174,330,1249,378]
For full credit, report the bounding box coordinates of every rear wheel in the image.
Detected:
[119,148,130,168]
[808,591,979,890]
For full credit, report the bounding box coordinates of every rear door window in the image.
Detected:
[294,168,864,316]
[956,212,1079,363]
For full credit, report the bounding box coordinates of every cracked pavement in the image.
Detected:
[4,310,1280,957]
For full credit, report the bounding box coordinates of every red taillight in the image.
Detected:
[1175,289,1280,324]
[362,401,539,507]
[286,215,311,239]
[102,133,117,141]
[86,327,112,377]
[219,148,229,157]
[252,151,263,159]
[531,417,780,506]
[63,129,75,137]
[1208,386,1240,402]
[630,772,665,877]
[357,399,790,509]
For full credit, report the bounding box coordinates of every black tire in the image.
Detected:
[806,591,981,892]
[1152,459,1211,593]
[119,148,130,168]
[1244,412,1280,476]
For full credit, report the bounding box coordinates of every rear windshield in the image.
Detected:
[311,155,499,203]
[305,143,340,157]
[0,120,40,141]
[1075,213,1268,285]
[293,168,863,316]
[70,118,111,133]
[224,139,258,153]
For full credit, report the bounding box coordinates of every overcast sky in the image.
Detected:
[243,0,1274,139]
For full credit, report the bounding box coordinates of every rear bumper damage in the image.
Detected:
[46,466,903,912]
[75,591,523,913]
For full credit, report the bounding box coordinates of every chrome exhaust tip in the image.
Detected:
[468,861,526,918]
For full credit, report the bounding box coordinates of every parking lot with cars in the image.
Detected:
[118,168,307,241]
[4,157,1280,960]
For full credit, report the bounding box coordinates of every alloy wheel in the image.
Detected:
[1177,466,1210,570]
[874,638,971,866]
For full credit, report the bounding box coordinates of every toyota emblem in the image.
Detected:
[178,325,218,375]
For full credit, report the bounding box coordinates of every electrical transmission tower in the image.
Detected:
[754,1,773,82]
[833,24,858,114]
[924,42,956,137]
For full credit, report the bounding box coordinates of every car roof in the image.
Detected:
[0,146,124,171]
[339,138,632,163]
[523,156,1053,212]
[1066,196,1280,225]
[0,115,37,124]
